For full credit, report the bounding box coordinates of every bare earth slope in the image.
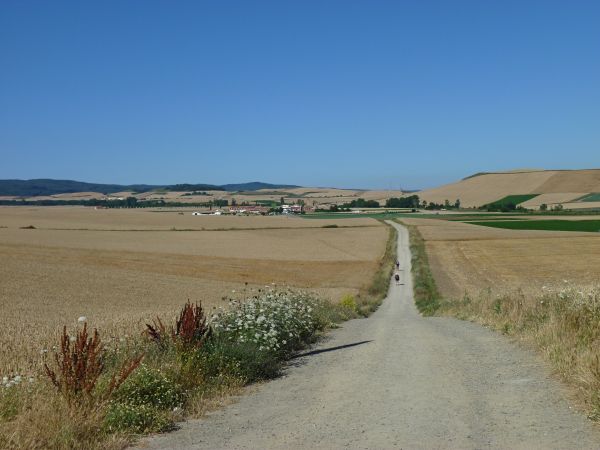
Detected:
[418,169,600,207]
[143,222,600,450]
[417,171,555,207]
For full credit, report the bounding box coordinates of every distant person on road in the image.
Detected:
[396,260,400,269]
[394,273,400,285]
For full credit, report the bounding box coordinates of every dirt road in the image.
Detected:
[143,222,600,449]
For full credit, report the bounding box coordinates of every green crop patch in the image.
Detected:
[578,193,600,202]
[466,219,600,232]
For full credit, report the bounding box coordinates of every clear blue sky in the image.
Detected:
[1,1,599,189]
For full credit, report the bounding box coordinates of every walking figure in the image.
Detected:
[394,273,400,285]
[395,260,400,270]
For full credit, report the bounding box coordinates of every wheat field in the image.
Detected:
[0,207,388,374]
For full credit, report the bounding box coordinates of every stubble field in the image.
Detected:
[0,207,388,374]
[402,217,600,298]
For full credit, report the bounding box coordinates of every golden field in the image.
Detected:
[403,216,600,298]
[0,207,388,374]
[417,168,600,208]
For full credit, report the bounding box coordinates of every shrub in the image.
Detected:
[340,294,358,314]
[211,291,324,357]
[113,365,183,410]
[201,338,281,383]
[104,402,172,434]
[105,365,183,434]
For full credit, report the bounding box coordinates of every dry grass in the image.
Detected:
[0,208,387,374]
[0,384,130,450]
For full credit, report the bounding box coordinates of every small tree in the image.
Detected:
[539,203,548,211]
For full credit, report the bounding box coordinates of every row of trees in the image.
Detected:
[341,198,380,208]
[386,195,461,210]
[314,195,464,212]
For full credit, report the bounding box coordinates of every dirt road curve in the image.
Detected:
[143,222,600,449]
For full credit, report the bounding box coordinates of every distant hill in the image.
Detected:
[220,182,300,192]
[418,169,600,209]
[0,179,301,197]
[163,183,224,192]
[0,179,159,197]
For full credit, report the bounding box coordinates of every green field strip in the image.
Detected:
[578,193,600,202]
[485,194,540,207]
[465,219,600,232]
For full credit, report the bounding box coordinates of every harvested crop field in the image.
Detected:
[0,207,388,374]
[402,217,600,299]
[0,206,377,230]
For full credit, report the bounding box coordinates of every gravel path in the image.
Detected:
[142,222,600,449]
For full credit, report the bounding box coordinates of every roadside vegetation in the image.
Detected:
[352,223,397,316]
[0,224,397,449]
[404,221,600,420]
[401,223,441,316]
[0,293,345,448]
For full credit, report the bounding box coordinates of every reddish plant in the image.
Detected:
[175,301,211,347]
[145,301,211,350]
[146,316,168,345]
[44,323,143,406]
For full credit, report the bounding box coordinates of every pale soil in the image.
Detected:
[142,223,600,450]
[403,217,600,299]
[0,208,386,374]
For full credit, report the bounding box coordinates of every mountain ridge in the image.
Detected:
[0,179,300,197]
